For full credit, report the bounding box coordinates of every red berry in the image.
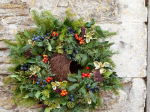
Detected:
[86,66,89,69]
[79,42,82,44]
[78,38,82,41]
[82,76,85,78]
[56,33,59,36]
[87,72,90,75]
[81,37,83,40]
[52,31,56,34]
[82,73,85,76]
[84,74,88,77]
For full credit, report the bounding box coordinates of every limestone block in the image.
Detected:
[0,0,29,17]
[98,78,146,112]
[0,50,10,63]
[70,0,120,22]
[58,0,69,7]
[29,0,59,13]
[119,0,147,23]
[1,16,34,26]
[0,41,9,49]
[0,64,11,74]
[0,34,15,40]
[97,22,147,77]
[0,91,16,110]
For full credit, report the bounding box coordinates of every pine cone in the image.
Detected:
[67,101,75,109]
[93,69,103,84]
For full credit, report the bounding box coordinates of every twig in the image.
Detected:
[52,0,60,15]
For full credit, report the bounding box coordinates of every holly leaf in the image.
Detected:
[42,95,47,100]
[35,91,41,99]
[86,18,95,28]
[87,63,94,67]
[47,42,52,51]
[81,54,88,66]
[102,71,113,78]
[67,77,77,82]
[44,107,50,112]
[68,83,78,91]
[20,44,32,53]
[24,30,30,37]
[90,82,99,89]
[89,91,96,103]
[35,42,43,47]
[28,93,35,97]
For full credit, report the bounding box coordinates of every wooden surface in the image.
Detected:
[147,1,150,112]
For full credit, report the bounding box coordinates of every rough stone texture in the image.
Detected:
[98,23,147,77]
[0,0,147,112]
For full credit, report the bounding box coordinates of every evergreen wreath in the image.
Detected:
[3,8,123,112]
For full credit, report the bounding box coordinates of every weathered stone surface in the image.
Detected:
[58,0,69,7]
[0,50,10,63]
[0,91,16,110]
[119,0,147,23]
[0,0,147,112]
[0,0,29,17]
[0,41,9,49]
[97,22,147,77]
[0,64,11,74]
[98,78,146,112]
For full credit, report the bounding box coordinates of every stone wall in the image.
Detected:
[0,0,147,112]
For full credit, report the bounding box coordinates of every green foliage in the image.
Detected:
[86,18,95,28]
[3,8,123,112]
[68,83,78,91]
[3,39,17,46]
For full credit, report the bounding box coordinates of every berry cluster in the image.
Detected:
[75,33,85,44]
[87,84,99,93]
[60,90,68,96]
[66,47,79,60]
[42,55,48,63]
[20,63,31,71]
[67,27,75,34]
[68,94,74,102]
[82,72,91,79]
[31,33,49,42]
[36,78,47,88]
[51,31,59,37]
[89,87,99,93]
[46,77,53,83]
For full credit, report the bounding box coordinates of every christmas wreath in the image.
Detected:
[3,9,123,112]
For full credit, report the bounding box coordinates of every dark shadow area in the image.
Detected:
[70,61,83,74]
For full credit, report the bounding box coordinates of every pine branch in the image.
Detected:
[3,39,17,47]
[31,10,41,27]
[105,57,116,68]
[15,34,23,45]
